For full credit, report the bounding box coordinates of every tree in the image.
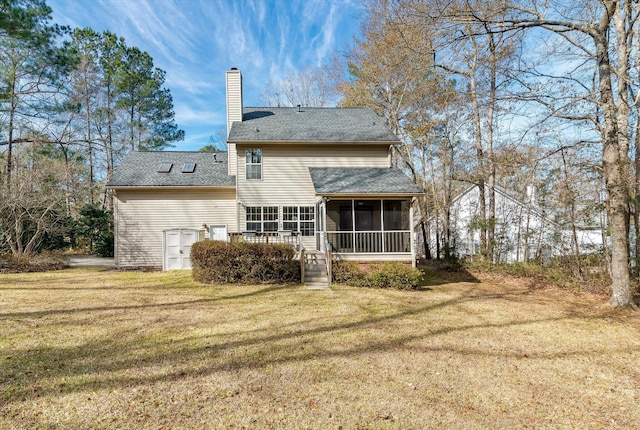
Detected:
[116,46,183,151]
[424,0,635,306]
[502,1,634,307]
[199,127,227,152]
[0,140,70,254]
[261,65,336,107]
[0,0,69,190]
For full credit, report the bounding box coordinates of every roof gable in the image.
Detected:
[228,107,399,143]
[107,151,235,188]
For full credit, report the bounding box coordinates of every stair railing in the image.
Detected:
[322,232,332,285]
[298,234,306,284]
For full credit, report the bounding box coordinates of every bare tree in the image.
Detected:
[261,65,336,107]
[455,0,636,307]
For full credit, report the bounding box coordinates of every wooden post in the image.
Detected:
[300,248,305,284]
[327,247,332,285]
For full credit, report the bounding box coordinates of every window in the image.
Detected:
[245,148,262,179]
[283,206,315,236]
[182,162,196,173]
[158,162,172,173]
[246,206,278,232]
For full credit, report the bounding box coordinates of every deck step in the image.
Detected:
[304,251,330,290]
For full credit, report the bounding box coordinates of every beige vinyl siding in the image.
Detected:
[236,143,390,249]
[228,144,238,178]
[114,188,236,267]
[236,144,389,204]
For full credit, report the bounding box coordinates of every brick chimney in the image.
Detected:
[225,68,243,138]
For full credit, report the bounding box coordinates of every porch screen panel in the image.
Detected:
[326,200,353,252]
[354,201,381,252]
[384,200,411,252]
[355,200,381,231]
[383,200,410,230]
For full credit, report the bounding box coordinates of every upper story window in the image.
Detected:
[245,148,262,180]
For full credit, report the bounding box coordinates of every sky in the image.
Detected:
[48,0,365,150]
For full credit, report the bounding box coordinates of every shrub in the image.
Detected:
[0,251,68,274]
[332,261,362,285]
[332,261,422,290]
[191,240,300,284]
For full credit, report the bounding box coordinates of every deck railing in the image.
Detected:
[324,231,411,253]
[229,232,302,250]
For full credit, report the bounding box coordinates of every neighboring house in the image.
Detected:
[107,68,422,271]
[425,184,604,263]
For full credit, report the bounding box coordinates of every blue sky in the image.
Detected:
[48,0,364,150]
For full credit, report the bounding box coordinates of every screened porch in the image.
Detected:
[319,199,412,254]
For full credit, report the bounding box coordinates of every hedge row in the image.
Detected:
[191,240,300,284]
[0,252,68,274]
[332,261,422,290]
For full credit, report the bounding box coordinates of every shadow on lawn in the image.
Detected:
[3,281,617,408]
[0,284,292,320]
[418,260,480,287]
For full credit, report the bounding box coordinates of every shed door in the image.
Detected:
[164,229,198,270]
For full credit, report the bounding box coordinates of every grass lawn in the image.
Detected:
[1,268,639,429]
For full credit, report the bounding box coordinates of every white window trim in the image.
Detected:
[245,148,262,180]
[283,206,315,236]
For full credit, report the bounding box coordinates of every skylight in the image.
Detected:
[158,162,173,173]
[182,162,196,173]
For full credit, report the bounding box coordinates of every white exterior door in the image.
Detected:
[209,224,228,242]
[163,229,198,270]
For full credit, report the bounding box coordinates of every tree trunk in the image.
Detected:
[469,66,487,259]
[595,3,633,307]
[486,26,497,263]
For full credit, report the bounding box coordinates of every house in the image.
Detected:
[425,183,604,263]
[107,68,423,275]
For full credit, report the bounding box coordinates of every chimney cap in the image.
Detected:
[230,67,238,70]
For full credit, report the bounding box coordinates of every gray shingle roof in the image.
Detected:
[107,151,235,187]
[309,167,422,195]
[228,107,400,143]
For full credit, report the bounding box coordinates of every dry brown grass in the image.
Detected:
[1,268,639,429]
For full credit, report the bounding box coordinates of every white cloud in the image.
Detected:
[47,0,363,149]
[174,104,224,126]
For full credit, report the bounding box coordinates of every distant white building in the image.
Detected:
[426,184,605,263]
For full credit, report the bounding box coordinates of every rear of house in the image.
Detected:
[107,68,423,270]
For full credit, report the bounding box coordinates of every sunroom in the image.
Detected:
[309,167,423,265]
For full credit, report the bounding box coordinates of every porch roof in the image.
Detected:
[309,167,422,196]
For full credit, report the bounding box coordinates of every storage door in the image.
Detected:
[209,224,228,242]
[163,229,199,270]
[164,230,182,270]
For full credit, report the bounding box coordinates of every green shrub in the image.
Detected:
[191,240,300,284]
[332,261,422,290]
[0,251,68,274]
[332,261,362,285]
